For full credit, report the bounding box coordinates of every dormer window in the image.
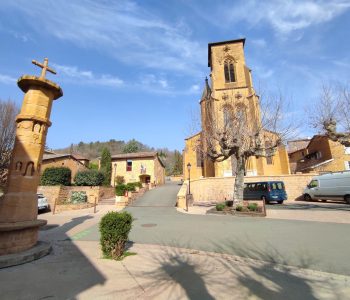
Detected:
[224,61,235,83]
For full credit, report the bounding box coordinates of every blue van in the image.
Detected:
[243,181,287,204]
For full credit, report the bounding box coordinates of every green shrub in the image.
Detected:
[74,170,104,186]
[236,205,243,211]
[41,167,71,186]
[88,162,98,170]
[115,184,127,196]
[99,211,133,259]
[136,181,143,188]
[248,203,258,211]
[216,203,226,211]
[116,176,125,185]
[70,191,87,204]
[126,183,136,192]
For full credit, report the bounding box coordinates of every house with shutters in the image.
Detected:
[110,152,165,186]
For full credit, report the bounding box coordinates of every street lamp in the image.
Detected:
[186,163,191,211]
[187,163,192,194]
[113,163,117,187]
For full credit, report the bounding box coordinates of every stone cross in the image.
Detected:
[32,58,56,79]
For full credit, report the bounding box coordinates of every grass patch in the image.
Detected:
[102,251,137,261]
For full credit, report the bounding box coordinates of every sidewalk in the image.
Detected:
[0,205,349,299]
[1,239,349,299]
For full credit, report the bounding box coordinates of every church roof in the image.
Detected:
[208,38,246,67]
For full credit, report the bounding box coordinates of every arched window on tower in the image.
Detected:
[224,61,236,83]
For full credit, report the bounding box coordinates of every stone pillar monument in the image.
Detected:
[0,58,62,258]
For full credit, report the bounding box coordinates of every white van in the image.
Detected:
[303,171,350,204]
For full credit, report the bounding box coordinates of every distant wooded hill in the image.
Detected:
[54,139,183,176]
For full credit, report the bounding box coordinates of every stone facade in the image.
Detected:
[183,38,290,180]
[41,153,89,182]
[289,136,350,173]
[180,174,316,205]
[110,152,165,186]
[38,185,115,207]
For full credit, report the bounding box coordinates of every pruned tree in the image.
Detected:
[198,91,296,202]
[309,83,350,147]
[0,99,19,186]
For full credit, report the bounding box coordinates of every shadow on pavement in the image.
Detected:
[209,237,343,300]
[0,215,106,299]
[130,240,345,300]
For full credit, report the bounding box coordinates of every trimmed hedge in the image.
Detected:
[41,167,71,186]
[99,211,133,259]
[126,183,136,192]
[115,184,127,196]
[216,203,226,211]
[74,170,104,186]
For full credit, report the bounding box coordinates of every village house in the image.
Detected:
[288,136,350,173]
[41,151,89,181]
[183,38,290,180]
[110,152,165,186]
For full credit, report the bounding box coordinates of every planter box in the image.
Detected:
[207,207,265,217]
[115,195,128,207]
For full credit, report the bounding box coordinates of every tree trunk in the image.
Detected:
[233,155,245,203]
[231,155,237,176]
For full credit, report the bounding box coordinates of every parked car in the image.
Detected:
[243,181,287,204]
[37,193,49,212]
[303,171,350,204]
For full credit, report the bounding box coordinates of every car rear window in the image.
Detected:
[270,182,284,190]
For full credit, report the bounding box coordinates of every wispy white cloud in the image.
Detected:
[1,1,206,75]
[53,64,123,87]
[139,74,170,92]
[0,74,17,84]
[333,59,350,68]
[210,0,350,35]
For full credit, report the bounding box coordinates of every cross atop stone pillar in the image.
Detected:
[32,58,56,79]
[0,58,63,261]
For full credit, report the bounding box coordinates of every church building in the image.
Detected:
[183,38,290,180]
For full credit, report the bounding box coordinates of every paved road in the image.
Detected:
[130,181,180,207]
[75,182,350,276]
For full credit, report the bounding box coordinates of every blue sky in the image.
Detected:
[1,0,350,151]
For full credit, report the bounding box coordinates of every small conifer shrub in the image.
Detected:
[99,211,133,259]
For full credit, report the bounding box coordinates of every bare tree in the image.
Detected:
[198,91,296,202]
[0,99,19,186]
[310,83,350,147]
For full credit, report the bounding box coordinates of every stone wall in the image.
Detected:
[189,174,317,203]
[37,186,115,207]
[168,175,183,182]
[41,156,88,183]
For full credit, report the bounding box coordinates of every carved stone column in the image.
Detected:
[0,70,62,255]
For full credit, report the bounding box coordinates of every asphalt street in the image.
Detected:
[74,181,350,276]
